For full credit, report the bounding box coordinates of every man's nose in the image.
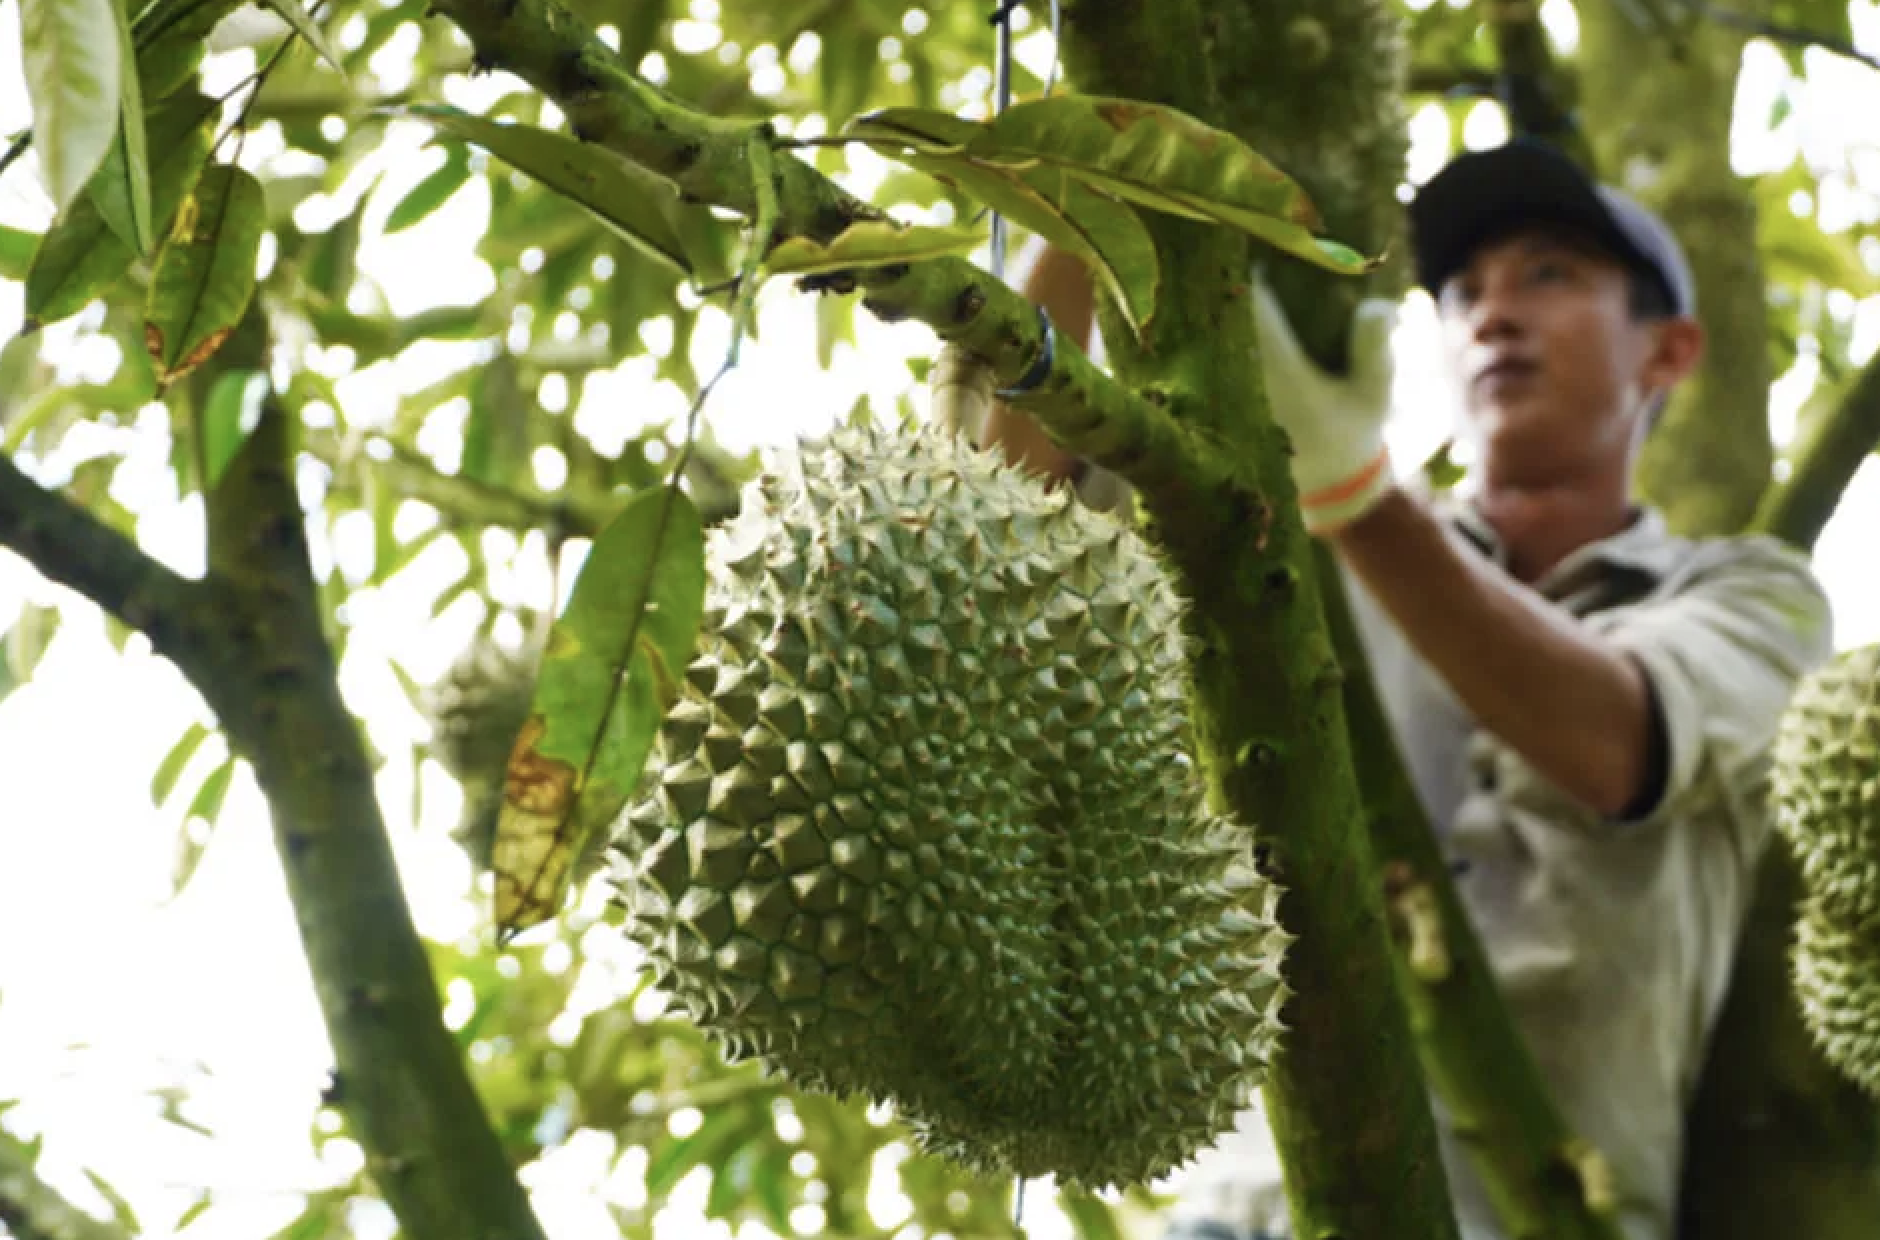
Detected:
[1467,277,1523,342]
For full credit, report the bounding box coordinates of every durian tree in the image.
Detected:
[2,1,1880,1240]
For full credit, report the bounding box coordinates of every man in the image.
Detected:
[980,140,1835,1240]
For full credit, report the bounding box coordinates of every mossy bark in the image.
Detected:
[1056,5,1459,1237]
[0,1131,128,1240]
[1575,0,1773,537]
[1575,6,1880,1238]
[0,315,550,1240]
[1675,343,1880,1240]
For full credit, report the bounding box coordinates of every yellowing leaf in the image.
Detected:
[762,220,984,276]
[143,163,268,385]
[399,103,731,284]
[492,486,707,939]
[21,0,122,214]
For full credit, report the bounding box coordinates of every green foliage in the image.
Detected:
[20,0,126,213]
[493,485,707,936]
[5,0,1878,1236]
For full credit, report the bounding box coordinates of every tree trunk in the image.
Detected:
[1575,0,1773,537]
[1574,5,1880,1237]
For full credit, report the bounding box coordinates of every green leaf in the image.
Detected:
[144,162,267,384]
[174,1191,212,1231]
[186,755,234,824]
[129,0,243,103]
[383,144,472,233]
[815,287,851,370]
[1058,1189,1125,1240]
[398,103,729,283]
[849,97,1380,276]
[24,89,215,329]
[256,0,346,76]
[174,754,234,894]
[89,0,153,255]
[21,0,122,213]
[82,1168,141,1233]
[464,351,525,487]
[761,219,984,276]
[645,1108,754,1199]
[199,367,267,490]
[819,20,877,127]
[490,485,706,938]
[151,720,211,805]
[2,604,62,703]
[899,147,1159,333]
[0,226,38,281]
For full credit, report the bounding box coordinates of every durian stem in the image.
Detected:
[422,0,1195,493]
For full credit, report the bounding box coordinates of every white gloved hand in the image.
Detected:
[1250,274,1399,535]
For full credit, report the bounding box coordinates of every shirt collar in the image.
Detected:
[1436,491,1688,599]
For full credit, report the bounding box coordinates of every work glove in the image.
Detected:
[1250,274,1399,536]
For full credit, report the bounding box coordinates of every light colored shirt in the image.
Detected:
[1167,495,1834,1240]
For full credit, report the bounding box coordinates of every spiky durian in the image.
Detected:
[1773,642,1880,1094]
[1772,642,1880,928]
[608,422,1291,1190]
[1792,897,1880,1095]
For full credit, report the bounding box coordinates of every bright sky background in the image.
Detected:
[3,2,1880,1238]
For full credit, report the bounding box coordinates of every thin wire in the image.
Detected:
[990,1,1017,280]
[985,0,1062,281]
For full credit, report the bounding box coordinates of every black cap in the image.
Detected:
[1407,139,1695,317]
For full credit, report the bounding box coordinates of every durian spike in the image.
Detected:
[929,342,997,444]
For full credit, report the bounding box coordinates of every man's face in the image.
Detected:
[1435,226,1695,485]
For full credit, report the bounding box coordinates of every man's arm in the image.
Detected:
[1331,489,1660,818]
[978,239,1093,487]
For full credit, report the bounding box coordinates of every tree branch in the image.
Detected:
[1690,3,1880,73]
[1408,63,1500,96]
[1480,0,1595,170]
[0,1132,129,1240]
[1315,546,1627,1240]
[191,314,547,1240]
[0,453,215,680]
[420,0,1196,491]
[1754,352,1880,552]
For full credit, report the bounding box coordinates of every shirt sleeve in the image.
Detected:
[1589,534,1834,841]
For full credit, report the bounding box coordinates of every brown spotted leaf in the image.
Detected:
[492,485,706,939]
[143,162,266,384]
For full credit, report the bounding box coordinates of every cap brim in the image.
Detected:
[1407,140,1643,298]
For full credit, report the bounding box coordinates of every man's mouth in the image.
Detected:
[1473,357,1539,393]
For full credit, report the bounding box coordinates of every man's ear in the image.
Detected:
[1643,314,1705,392]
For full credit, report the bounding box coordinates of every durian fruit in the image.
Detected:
[425,634,542,870]
[609,421,1291,1190]
[1791,899,1880,1095]
[1772,642,1880,1093]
